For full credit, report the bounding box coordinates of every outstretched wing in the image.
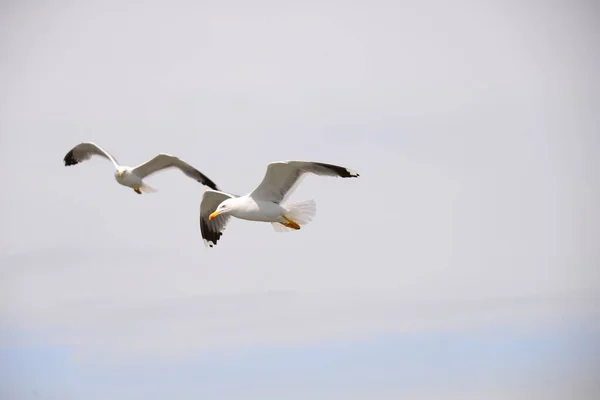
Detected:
[131,154,219,190]
[63,142,120,169]
[200,190,234,247]
[249,161,359,203]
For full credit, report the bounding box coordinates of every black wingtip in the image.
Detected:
[182,165,220,189]
[203,180,220,191]
[196,174,220,191]
[63,150,78,166]
[200,217,223,248]
[314,162,359,178]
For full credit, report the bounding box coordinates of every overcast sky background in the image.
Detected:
[1,0,599,398]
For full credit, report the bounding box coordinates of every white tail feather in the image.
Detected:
[140,183,158,193]
[286,200,316,224]
[271,200,317,232]
[272,222,292,232]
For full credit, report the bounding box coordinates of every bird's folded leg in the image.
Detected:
[134,188,142,194]
[281,216,301,230]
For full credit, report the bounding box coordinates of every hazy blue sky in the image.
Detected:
[1,0,599,398]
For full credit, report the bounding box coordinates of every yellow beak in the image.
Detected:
[118,171,124,177]
[208,211,221,220]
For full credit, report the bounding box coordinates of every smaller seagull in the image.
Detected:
[199,160,359,247]
[63,142,220,194]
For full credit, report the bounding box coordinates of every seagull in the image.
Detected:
[63,142,220,193]
[199,161,359,247]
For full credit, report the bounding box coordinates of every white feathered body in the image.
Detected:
[228,196,286,222]
[114,168,143,188]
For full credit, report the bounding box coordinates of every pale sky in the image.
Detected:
[1,0,599,398]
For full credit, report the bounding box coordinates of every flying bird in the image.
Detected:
[199,160,359,247]
[63,142,220,193]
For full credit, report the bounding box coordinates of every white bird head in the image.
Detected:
[116,168,126,177]
[209,200,234,220]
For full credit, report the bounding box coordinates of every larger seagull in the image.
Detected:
[63,142,219,193]
[199,161,359,247]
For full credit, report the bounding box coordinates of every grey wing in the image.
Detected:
[131,154,220,190]
[200,190,234,247]
[63,142,120,169]
[249,160,359,203]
